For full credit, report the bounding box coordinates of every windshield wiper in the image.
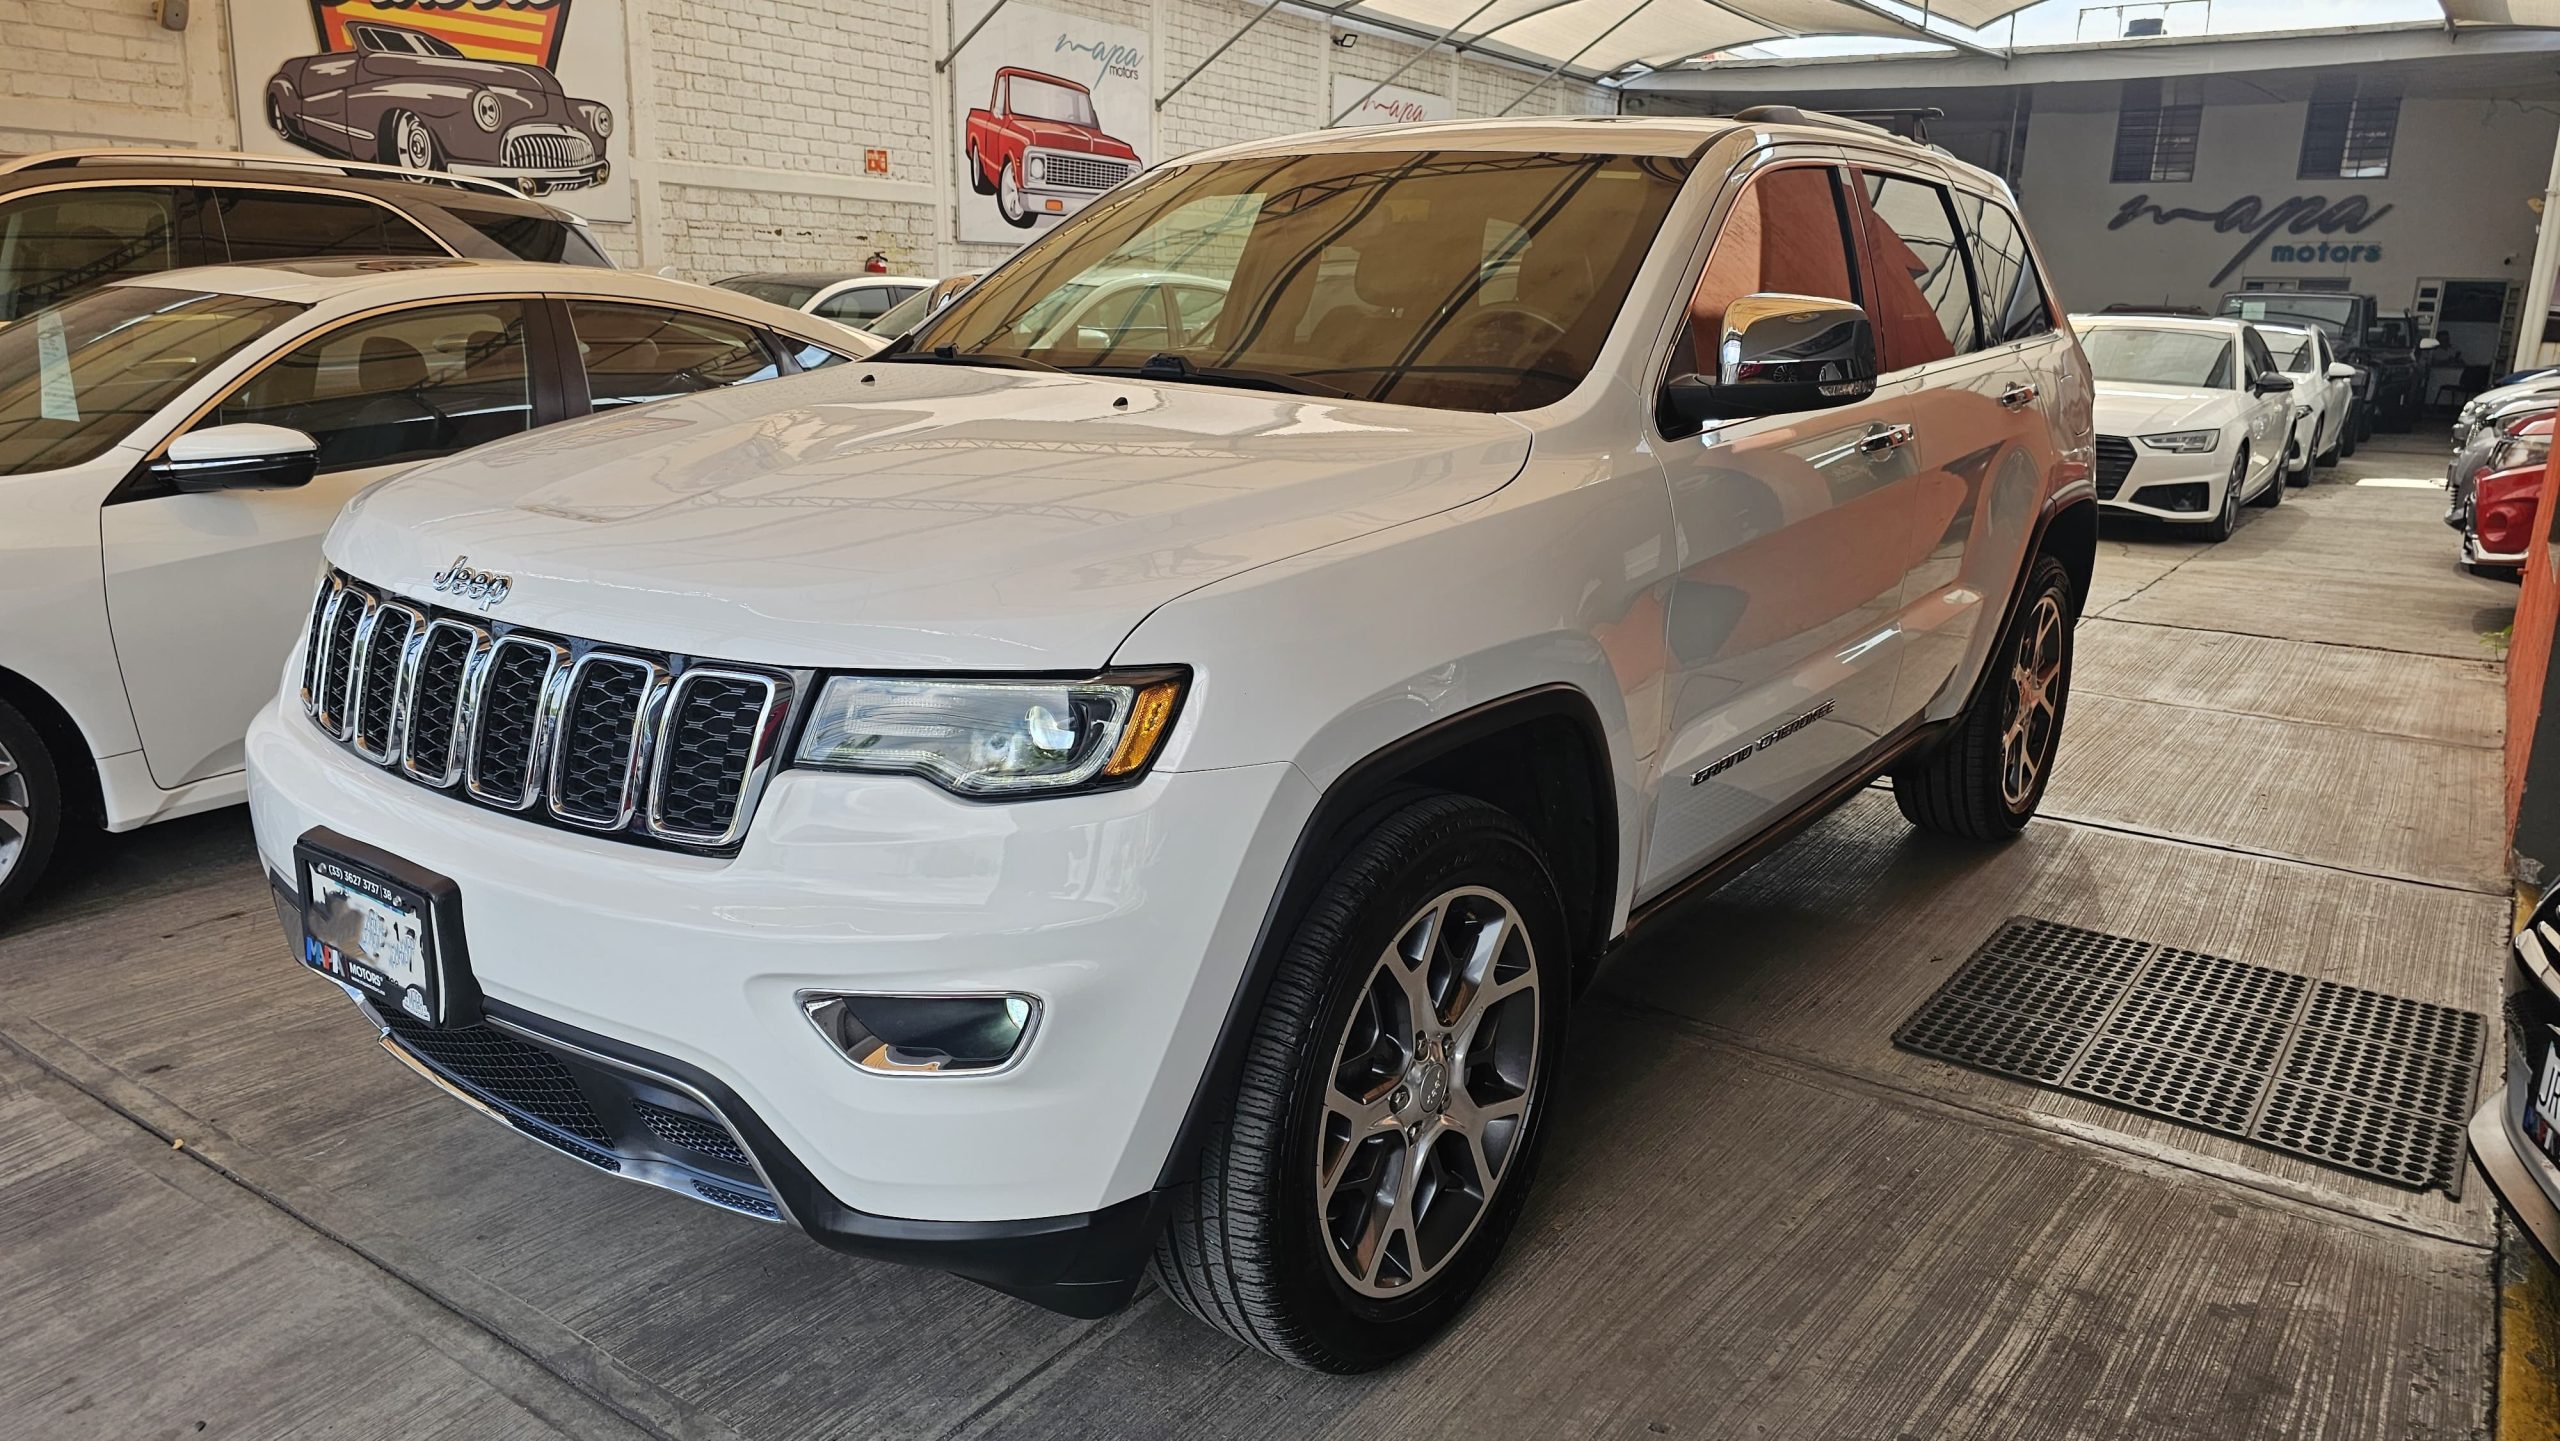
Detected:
[874,344,1063,374]
[1070,352,1350,399]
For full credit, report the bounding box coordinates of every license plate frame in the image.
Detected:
[295,827,480,1029]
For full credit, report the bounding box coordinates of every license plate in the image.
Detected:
[2529,1033,2560,1167]
[296,829,476,1028]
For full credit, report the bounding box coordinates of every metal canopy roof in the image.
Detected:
[2440,0,2560,23]
[1318,0,2038,82]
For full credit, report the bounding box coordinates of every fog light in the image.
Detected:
[799,991,1039,1075]
[2136,481,2209,513]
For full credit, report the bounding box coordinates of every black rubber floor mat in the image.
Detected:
[1894,917,2485,1193]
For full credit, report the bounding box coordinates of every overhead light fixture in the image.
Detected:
[1333,32,1357,47]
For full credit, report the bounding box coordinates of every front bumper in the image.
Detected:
[2469,921,2560,1267]
[245,696,1313,1293]
[2097,444,2233,524]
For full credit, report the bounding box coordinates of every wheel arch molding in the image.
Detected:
[1152,683,1619,1195]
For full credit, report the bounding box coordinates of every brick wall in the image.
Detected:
[8,0,1616,281]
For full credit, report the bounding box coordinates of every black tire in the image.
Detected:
[2204,451,2245,540]
[1891,553,2074,841]
[0,696,66,927]
[2254,450,2286,507]
[2351,402,2370,447]
[966,141,995,195]
[1153,794,1568,1372]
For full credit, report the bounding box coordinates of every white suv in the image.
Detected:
[245,112,2097,1371]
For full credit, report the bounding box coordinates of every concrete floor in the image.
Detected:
[0,430,2527,1440]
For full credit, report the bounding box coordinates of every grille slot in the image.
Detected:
[467,636,567,810]
[549,654,662,827]
[311,587,373,736]
[649,670,780,845]
[401,620,486,786]
[635,1099,749,1165]
[302,571,790,851]
[2094,434,2136,500]
[349,604,420,761]
[503,128,594,168]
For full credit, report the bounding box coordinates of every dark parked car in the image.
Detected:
[2217,290,2434,432]
[0,149,609,323]
[267,21,611,196]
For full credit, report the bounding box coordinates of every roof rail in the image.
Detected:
[1727,105,1896,139]
[0,148,531,202]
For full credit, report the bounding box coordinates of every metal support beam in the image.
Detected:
[1835,0,2009,60]
[935,0,1015,73]
[1497,0,1650,115]
[1330,0,1505,124]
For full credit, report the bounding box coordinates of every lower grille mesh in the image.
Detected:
[1894,917,2485,1192]
[2094,434,2136,500]
[380,1010,615,1147]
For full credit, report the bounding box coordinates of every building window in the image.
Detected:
[2111,78,2200,183]
[2299,77,2399,180]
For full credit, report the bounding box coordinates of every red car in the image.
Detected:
[964,68,1139,229]
[2465,412,2552,577]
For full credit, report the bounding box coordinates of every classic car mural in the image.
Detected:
[964,68,1140,229]
[266,19,612,195]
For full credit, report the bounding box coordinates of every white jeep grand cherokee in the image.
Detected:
[246,111,2096,1371]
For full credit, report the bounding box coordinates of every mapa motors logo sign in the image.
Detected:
[2109,193,2392,287]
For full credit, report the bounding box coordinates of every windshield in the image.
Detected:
[909,149,1690,412]
[1008,76,1098,128]
[0,287,299,475]
[867,285,937,338]
[2078,327,2233,389]
[2222,292,2355,343]
[2264,332,2312,372]
[716,278,821,310]
[2372,316,2415,349]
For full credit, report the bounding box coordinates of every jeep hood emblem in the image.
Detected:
[430,556,512,609]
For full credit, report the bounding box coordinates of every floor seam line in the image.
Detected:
[2031,809,2508,897]
[0,1008,740,1441]
[2070,686,2505,751]
[2088,612,2503,661]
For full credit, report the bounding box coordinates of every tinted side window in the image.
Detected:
[568,302,779,409]
[1952,192,2051,345]
[0,186,207,321]
[213,300,534,473]
[212,190,446,263]
[783,337,855,370]
[1853,172,1980,368]
[814,286,894,323]
[444,205,597,264]
[2242,328,2277,385]
[1679,165,1860,374]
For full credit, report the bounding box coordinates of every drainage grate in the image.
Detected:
[1894,917,2485,1193]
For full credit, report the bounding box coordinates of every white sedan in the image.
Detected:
[0,258,876,918]
[2071,313,2298,542]
[2258,320,2359,478]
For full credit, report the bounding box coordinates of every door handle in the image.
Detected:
[1858,422,1914,454]
[1999,382,2039,408]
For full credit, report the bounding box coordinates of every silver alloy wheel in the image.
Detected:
[0,735,28,888]
[997,161,1027,224]
[1316,886,1541,1298]
[395,112,435,172]
[1999,591,2064,811]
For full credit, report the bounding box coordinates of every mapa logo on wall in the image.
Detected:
[952,0,1149,246]
[229,0,633,224]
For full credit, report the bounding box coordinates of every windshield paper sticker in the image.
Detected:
[34,309,76,422]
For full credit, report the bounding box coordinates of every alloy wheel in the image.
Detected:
[998,161,1029,225]
[0,735,29,889]
[1316,886,1541,1298]
[396,112,435,172]
[1999,592,2065,811]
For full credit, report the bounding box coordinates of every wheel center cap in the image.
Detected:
[1405,1051,1451,1116]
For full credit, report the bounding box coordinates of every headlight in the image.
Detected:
[2138,429,2220,453]
[1027,153,1045,182]
[794,671,1185,797]
[472,90,503,132]
[581,102,613,138]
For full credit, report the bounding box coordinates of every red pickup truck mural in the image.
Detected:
[964,68,1140,230]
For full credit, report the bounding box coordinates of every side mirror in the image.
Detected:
[2252,370,2294,396]
[2325,362,2358,381]
[149,422,319,493]
[1663,293,1878,426]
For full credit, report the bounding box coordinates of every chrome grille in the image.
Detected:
[1038,152,1132,192]
[503,129,595,169]
[299,571,794,853]
[2095,435,2136,501]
